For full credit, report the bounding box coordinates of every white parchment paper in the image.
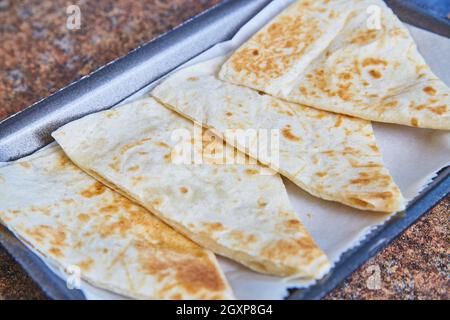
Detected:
[5,0,449,300]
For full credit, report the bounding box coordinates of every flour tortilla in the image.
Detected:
[219,0,450,130]
[0,145,233,300]
[152,57,405,212]
[52,97,330,279]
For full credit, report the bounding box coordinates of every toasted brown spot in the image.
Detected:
[257,198,268,208]
[261,237,318,263]
[156,142,169,148]
[411,117,419,127]
[202,222,225,233]
[284,219,301,230]
[127,165,140,172]
[81,182,107,198]
[180,187,188,194]
[347,197,375,209]
[369,192,393,199]
[299,85,308,96]
[164,153,171,162]
[49,247,63,258]
[78,258,94,271]
[369,144,379,152]
[423,86,436,95]
[245,169,259,175]
[100,205,119,213]
[120,138,152,155]
[152,199,163,206]
[362,58,388,67]
[171,294,182,300]
[225,112,233,116]
[322,150,336,156]
[368,69,382,79]
[175,261,226,294]
[26,225,67,247]
[383,100,398,108]
[73,241,83,250]
[350,29,378,45]
[282,126,301,142]
[229,230,244,241]
[57,154,71,168]
[338,72,352,80]
[187,76,199,81]
[105,110,118,118]
[350,178,372,185]
[132,176,146,186]
[78,213,90,222]
[334,116,343,128]
[429,105,447,115]
[19,162,31,168]
[349,159,382,168]
[230,12,322,81]
[137,235,226,296]
[63,199,75,205]
[316,171,327,177]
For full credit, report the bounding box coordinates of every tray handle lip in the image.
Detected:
[0,0,233,129]
[384,0,450,38]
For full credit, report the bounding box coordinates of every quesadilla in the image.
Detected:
[219,0,450,130]
[0,145,233,300]
[152,57,405,212]
[52,97,330,279]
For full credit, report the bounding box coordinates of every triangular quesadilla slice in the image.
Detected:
[52,98,330,279]
[0,145,233,300]
[152,57,405,212]
[219,0,450,130]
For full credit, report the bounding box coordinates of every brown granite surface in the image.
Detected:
[0,0,448,300]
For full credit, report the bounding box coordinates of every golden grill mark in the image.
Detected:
[78,213,90,222]
[120,138,152,155]
[19,162,31,168]
[368,69,382,79]
[362,58,388,67]
[257,198,268,208]
[127,165,140,172]
[350,29,378,45]
[202,222,225,233]
[78,258,94,271]
[282,126,301,142]
[49,247,64,258]
[80,181,107,198]
[230,14,321,81]
[245,169,259,175]
[180,187,188,194]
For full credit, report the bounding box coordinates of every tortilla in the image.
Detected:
[0,145,233,300]
[219,0,450,130]
[52,97,330,279]
[152,57,405,212]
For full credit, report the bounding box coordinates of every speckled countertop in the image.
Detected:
[0,0,448,300]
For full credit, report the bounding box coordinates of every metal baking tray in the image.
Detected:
[0,0,448,300]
